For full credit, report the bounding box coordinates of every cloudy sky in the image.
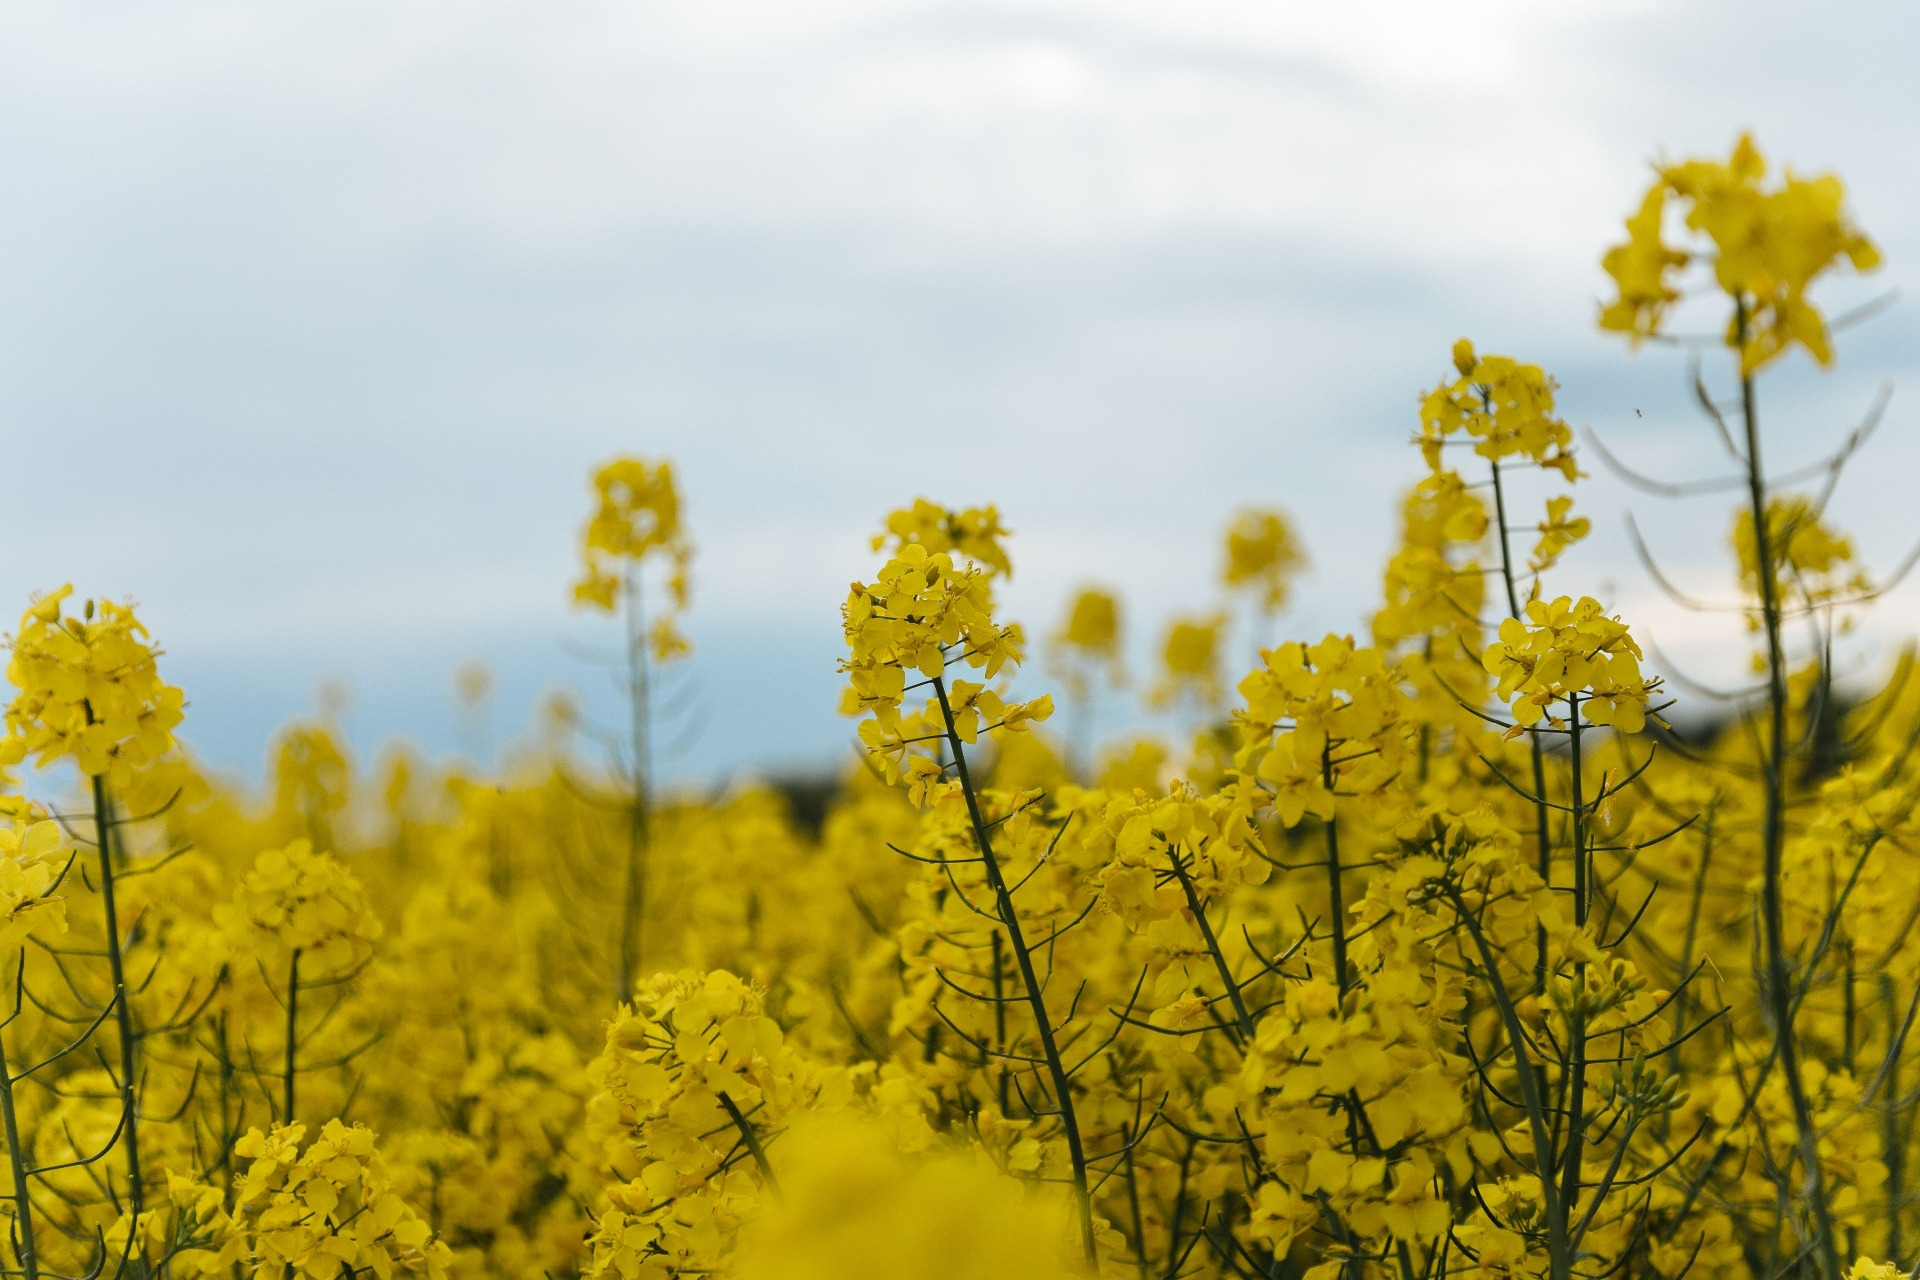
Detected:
[2,0,1917,787]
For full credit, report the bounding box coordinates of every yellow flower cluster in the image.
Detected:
[1601,132,1881,372]
[872,498,1013,580]
[1483,596,1661,733]
[1222,508,1307,613]
[1239,634,1408,822]
[728,1114,1080,1280]
[1148,613,1226,711]
[1420,339,1579,481]
[841,538,1049,791]
[229,1120,451,1279]
[580,970,858,1279]
[572,457,693,660]
[1055,588,1120,658]
[0,815,64,952]
[1,585,184,787]
[1734,494,1872,610]
[215,839,383,971]
[1048,587,1124,705]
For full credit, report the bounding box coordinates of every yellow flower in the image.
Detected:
[872,499,1012,579]
[1598,185,1689,344]
[1421,342,1578,479]
[1222,508,1307,613]
[1601,132,1881,372]
[1047,586,1126,705]
[215,839,383,974]
[729,1114,1079,1280]
[1530,494,1591,573]
[1236,634,1408,825]
[841,536,1046,790]
[1481,596,1659,735]
[0,585,185,788]
[1149,614,1226,711]
[1733,494,1870,607]
[571,457,694,646]
[233,1121,449,1279]
[0,814,65,951]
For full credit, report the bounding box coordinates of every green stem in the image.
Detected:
[215,1013,237,1203]
[621,567,653,1002]
[1490,458,1556,995]
[1450,888,1569,1280]
[1122,1128,1148,1280]
[716,1091,779,1194]
[89,773,144,1227]
[931,675,1095,1262]
[0,960,39,1280]
[1321,747,1349,997]
[283,949,301,1126]
[991,931,1010,1116]
[1738,299,1843,1280]
[1168,853,1254,1038]
[1559,697,1589,1233]
[1884,975,1904,1267]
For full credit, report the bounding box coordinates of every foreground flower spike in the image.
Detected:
[1600,132,1881,372]
[843,508,1106,1264]
[1420,340,1579,482]
[230,1121,450,1278]
[841,542,1047,789]
[1482,595,1661,735]
[1596,136,1886,1280]
[0,585,184,789]
[871,497,1013,580]
[0,585,182,1237]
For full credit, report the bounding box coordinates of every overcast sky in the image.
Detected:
[2,0,1917,787]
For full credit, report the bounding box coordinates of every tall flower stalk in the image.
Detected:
[1599,132,1882,1280]
[839,515,1097,1257]
[572,457,693,1001]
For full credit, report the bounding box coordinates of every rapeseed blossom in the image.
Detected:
[572,457,693,660]
[0,128,1904,1280]
[1221,508,1306,614]
[1482,596,1661,733]
[1149,613,1226,711]
[840,539,1049,791]
[1601,132,1881,372]
[1,586,184,788]
[231,1121,450,1278]
[1047,587,1125,702]
[0,815,64,951]
[216,840,383,972]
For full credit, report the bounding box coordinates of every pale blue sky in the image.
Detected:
[2,0,1917,786]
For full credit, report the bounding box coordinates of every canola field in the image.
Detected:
[0,134,1909,1280]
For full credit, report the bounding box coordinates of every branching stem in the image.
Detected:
[931,675,1095,1262]
[1738,299,1843,1280]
